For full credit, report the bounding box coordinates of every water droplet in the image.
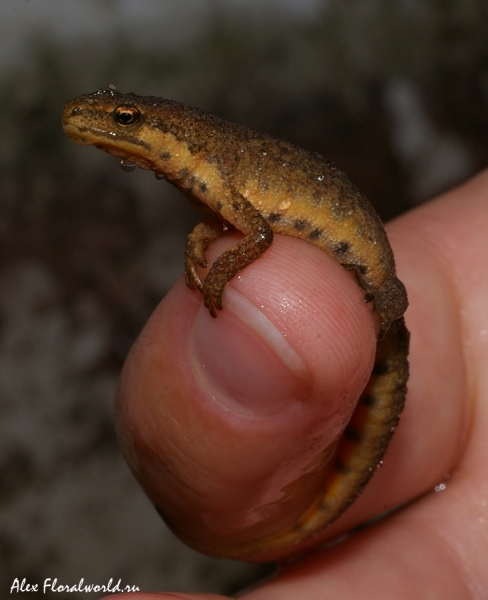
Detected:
[154,172,165,180]
[120,159,136,172]
[262,151,267,156]
[479,517,485,524]
[434,483,446,492]
[317,175,324,181]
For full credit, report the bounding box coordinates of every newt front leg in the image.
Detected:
[185,220,224,293]
[186,193,273,316]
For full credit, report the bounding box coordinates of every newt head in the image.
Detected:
[62,86,219,179]
[62,87,156,170]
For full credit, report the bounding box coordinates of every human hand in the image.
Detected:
[106,170,488,599]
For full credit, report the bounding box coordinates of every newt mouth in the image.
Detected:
[61,121,91,145]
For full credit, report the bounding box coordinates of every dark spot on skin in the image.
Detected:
[343,426,362,443]
[200,182,208,193]
[188,176,196,185]
[216,201,223,210]
[360,393,375,407]
[178,168,189,179]
[188,142,206,154]
[372,362,389,376]
[364,292,375,303]
[267,212,281,223]
[309,228,322,240]
[357,265,368,275]
[334,458,350,475]
[294,219,307,231]
[333,241,350,255]
[232,201,241,211]
[160,151,171,161]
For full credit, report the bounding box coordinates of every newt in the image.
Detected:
[62,86,409,560]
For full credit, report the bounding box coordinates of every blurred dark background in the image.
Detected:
[1,1,488,598]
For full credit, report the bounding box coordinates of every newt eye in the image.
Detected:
[113,106,142,127]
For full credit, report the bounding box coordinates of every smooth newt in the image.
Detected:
[62,87,409,560]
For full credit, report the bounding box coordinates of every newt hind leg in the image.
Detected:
[185,220,224,293]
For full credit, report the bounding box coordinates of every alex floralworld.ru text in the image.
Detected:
[10,577,140,594]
